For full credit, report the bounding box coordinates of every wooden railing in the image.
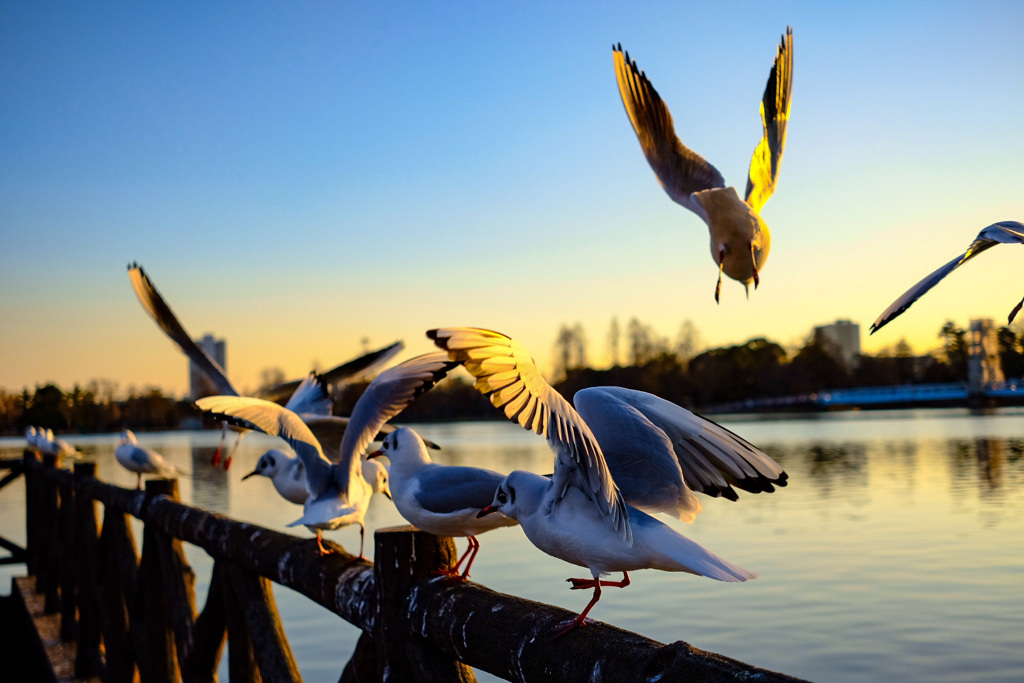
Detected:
[13,451,806,682]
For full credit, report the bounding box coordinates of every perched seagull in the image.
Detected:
[870,221,1024,334]
[368,427,517,580]
[430,327,787,636]
[613,28,793,301]
[115,429,183,488]
[127,262,404,468]
[242,447,393,507]
[197,351,458,558]
[36,428,83,460]
[25,427,42,452]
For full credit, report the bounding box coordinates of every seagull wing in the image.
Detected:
[870,222,1024,334]
[127,262,236,396]
[745,27,794,213]
[256,341,405,405]
[283,373,333,416]
[335,351,459,491]
[429,327,630,543]
[195,395,333,495]
[613,44,726,222]
[579,387,787,504]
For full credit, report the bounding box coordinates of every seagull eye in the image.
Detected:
[496,489,508,504]
[266,456,275,467]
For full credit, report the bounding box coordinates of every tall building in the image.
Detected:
[967,318,1004,392]
[189,333,227,400]
[813,319,861,367]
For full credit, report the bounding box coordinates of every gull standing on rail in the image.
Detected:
[613,28,793,301]
[870,221,1024,334]
[430,327,787,636]
[367,427,517,581]
[197,351,458,558]
[115,430,184,488]
[127,262,403,468]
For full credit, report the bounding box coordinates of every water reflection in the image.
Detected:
[1,414,1023,683]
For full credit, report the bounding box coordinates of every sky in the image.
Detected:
[2,1,1023,398]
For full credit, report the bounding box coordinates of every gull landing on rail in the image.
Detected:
[613,28,793,302]
[870,221,1024,334]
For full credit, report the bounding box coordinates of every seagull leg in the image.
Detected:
[212,422,228,467]
[751,243,760,290]
[459,536,482,580]
[135,473,142,489]
[714,248,725,303]
[553,572,630,638]
[434,536,478,579]
[1009,296,1024,324]
[223,430,246,471]
[355,524,369,562]
[313,531,339,556]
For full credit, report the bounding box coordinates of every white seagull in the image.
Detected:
[367,427,517,580]
[242,447,393,507]
[430,327,787,636]
[115,429,184,488]
[196,351,458,558]
[127,262,404,468]
[36,428,83,460]
[613,28,793,301]
[870,220,1024,334]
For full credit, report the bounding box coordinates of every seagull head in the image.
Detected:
[477,471,546,521]
[242,448,289,481]
[119,429,136,446]
[368,427,431,470]
[362,458,392,500]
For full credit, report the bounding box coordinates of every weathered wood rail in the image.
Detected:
[9,451,808,682]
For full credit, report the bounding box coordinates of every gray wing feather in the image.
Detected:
[577,387,786,501]
[335,352,459,491]
[414,466,506,514]
[127,263,236,396]
[613,44,726,222]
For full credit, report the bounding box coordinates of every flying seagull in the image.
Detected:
[613,28,793,301]
[870,221,1024,334]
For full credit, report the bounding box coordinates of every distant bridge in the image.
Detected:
[705,380,1024,414]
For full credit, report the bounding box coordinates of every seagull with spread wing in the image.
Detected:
[196,351,458,558]
[127,262,403,468]
[429,327,786,636]
[613,28,793,301]
[870,221,1024,334]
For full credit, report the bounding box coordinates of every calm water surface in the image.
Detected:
[2,408,1023,682]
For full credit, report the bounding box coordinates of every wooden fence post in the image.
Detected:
[22,450,41,576]
[73,461,104,679]
[137,478,184,683]
[39,453,61,614]
[97,501,140,683]
[373,525,476,683]
[57,471,77,641]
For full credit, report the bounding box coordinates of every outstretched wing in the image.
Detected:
[335,352,459,492]
[744,27,794,213]
[256,341,405,405]
[613,44,726,223]
[195,395,333,495]
[870,221,1024,334]
[429,327,631,543]
[576,387,786,509]
[127,263,236,396]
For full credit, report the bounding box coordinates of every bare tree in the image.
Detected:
[674,320,704,364]
[552,323,588,381]
[607,316,621,367]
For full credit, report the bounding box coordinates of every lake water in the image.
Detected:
[2,409,1023,682]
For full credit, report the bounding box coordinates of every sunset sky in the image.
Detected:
[2,1,1023,397]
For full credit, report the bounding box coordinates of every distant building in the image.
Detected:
[813,319,861,367]
[189,333,227,400]
[967,318,1004,392]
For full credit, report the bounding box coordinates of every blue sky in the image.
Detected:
[2,1,1023,396]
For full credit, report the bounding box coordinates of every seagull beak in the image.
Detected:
[241,469,258,481]
[383,490,393,501]
[367,449,382,460]
[477,504,499,519]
